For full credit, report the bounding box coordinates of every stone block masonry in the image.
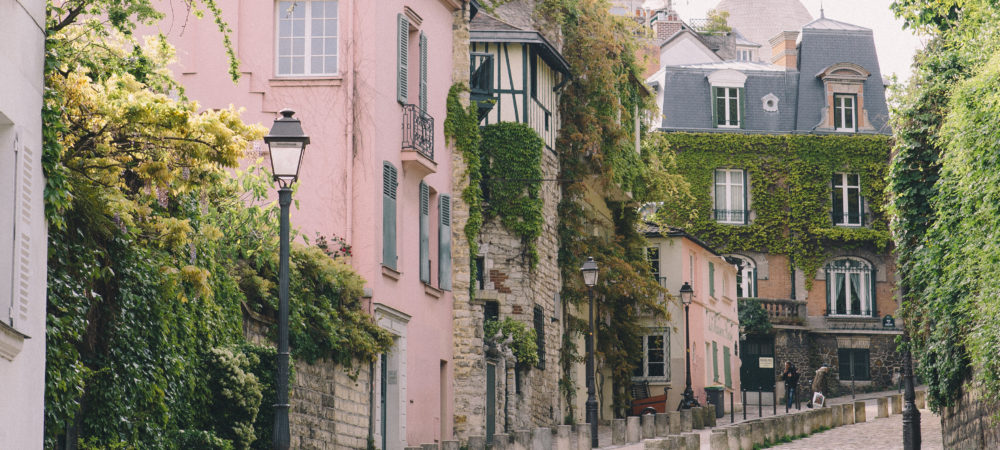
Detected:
[941,380,1000,448]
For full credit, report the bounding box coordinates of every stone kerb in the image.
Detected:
[531,427,552,450]
[680,409,693,432]
[555,425,571,450]
[612,418,626,445]
[891,394,903,414]
[442,441,460,450]
[738,422,752,449]
[843,403,855,425]
[705,406,718,427]
[854,401,867,423]
[683,432,700,450]
[916,390,926,409]
[877,397,889,418]
[627,416,641,443]
[654,413,669,436]
[574,425,589,450]
[691,407,705,429]
[642,438,670,449]
[421,444,439,450]
[513,430,531,450]
[669,411,681,434]
[641,414,656,439]
[710,429,729,450]
[467,436,486,450]
[493,434,509,450]
[750,420,764,445]
[832,404,842,427]
[795,412,806,436]
[725,426,741,450]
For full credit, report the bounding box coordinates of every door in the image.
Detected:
[486,362,496,442]
[739,335,775,391]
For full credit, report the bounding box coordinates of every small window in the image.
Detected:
[475,256,485,290]
[276,0,339,76]
[647,246,660,281]
[834,94,856,132]
[633,331,669,379]
[483,301,499,326]
[715,87,740,127]
[714,169,746,224]
[825,257,874,317]
[534,306,546,370]
[832,173,864,226]
[838,348,870,381]
[728,255,757,298]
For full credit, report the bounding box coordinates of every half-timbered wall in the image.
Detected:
[471,41,560,151]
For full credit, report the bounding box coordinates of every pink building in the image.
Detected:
[147,0,472,447]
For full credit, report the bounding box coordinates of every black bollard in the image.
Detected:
[731,390,735,423]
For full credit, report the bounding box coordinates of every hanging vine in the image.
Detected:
[445,83,484,295]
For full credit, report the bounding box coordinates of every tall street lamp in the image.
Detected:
[263,109,309,450]
[580,257,599,448]
[678,282,700,410]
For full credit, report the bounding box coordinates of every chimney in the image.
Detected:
[769,31,800,70]
[653,0,682,42]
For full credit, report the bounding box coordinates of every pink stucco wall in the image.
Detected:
[144,0,460,444]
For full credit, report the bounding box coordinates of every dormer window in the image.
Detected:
[708,70,747,129]
[833,94,856,132]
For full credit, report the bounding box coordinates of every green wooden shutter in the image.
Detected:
[711,87,719,128]
[723,346,732,387]
[383,162,398,269]
[419,182,430,283]
[712,341,719,382]
[397,14,409,104]
[738,87,746,129]
[419,32,428,111]
[742,169,749,225]
[439,194,452,290]
[709,262,715,297]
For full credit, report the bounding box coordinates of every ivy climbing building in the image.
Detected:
[652,9,903,402]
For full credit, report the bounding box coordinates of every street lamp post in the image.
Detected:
[580,257,599,448]
[902,331,921,449]
[263,109,310,450]
[678,282,700,410]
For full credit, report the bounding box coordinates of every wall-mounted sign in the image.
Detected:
[759,357,774,369]
[882,315,895,328]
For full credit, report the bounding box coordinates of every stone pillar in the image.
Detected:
[468,436,486,450]
[643,438,670,449]
[891,394,903,415]
[691,407,704,430]
[574,425,589,450]
[669,411,681,434]
[641,414,656,439]
[680,409,693,432]
[531,427,551,450]
[492,434,509,450]
[739,422,752,449]
[442,441,460,450]
[854,401,866,423]
[710,429,729,450]
[877,398,889,418]
[612,418,626,445]
[915,390,926,409]
[627,416,641,443]
[513,430,531,450]
[843,403,855,425]
[832,404,842,427]
[683,432,700,450]
[706,406,717,427]
[726,426,741,450]
[555,425,571,450]
[655,413,669,436]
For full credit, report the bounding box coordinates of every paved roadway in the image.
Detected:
[770,408,943,450]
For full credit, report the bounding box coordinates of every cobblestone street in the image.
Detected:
[771,409,942,449]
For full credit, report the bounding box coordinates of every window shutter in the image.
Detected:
[870,267,877,318]
[439,194,452,290]
[742,169,749,225]
[397,14,409,104]
[383,162,398,269]
[825,268,831,315]
[709,262,715,297]
[711,87,719,128]
[419,182,430,283]
[712,341,719,381]
[752,268,758,297]
[419,32,428,111]
[738,87,746,129]
[723,346,732,387]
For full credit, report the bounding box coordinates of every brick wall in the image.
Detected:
[941,381,1000,448]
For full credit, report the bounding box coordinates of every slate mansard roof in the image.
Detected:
[657,15,890,135]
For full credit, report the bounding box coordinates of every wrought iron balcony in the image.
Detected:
[713,209,748,224]
[402,103,434,161]
[743,298,807,326]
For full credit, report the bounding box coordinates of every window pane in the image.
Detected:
[311,0,324,17]
[648,336,664,363]
[834,99,843,129]
[731,184,743,211]
[832,185,844,224]
[730,170,742,184]
[326,37,337,54]
[325,56,337,74]
[292,56,304,74]
[716,93,726,126]
[847,174,859,186]
[845,103,854,129]
[311,56,323,74]
[715,182,726,212]
[292,38,304,54]
[716,170,726,185]
[648,362,664,377]
[278,39,291,57]
[279,18,291,37]
[835,273,847,314]
[293,19,305,36]
[313,18,324,35]
[848,187,860,223]
[278,57,291,75]
[729,96,738,124]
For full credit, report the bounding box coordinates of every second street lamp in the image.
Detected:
[678,281,700,410]
[580,257,599,447]
[263,109,310,450]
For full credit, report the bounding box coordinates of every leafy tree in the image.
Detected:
[702,9,732,34]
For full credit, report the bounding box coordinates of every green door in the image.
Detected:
[739,336,775,391]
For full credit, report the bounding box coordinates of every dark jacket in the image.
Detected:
[781,365,800,387]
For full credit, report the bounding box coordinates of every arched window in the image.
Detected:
[726,255,756,298]
[825,257,875,317]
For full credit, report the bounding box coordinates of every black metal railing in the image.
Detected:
[713,209,747,223]
[831,211,867,226]
[402,104,434,161]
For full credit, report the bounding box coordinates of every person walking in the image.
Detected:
[781,361,800,409]
[806,365,830,408]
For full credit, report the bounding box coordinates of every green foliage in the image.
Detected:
[202,347,263,449]
[481,122,545,266]
[738,299,773,335]
[445,84,484,295]
[653,132,893,288]
[539,0,678,419]
[485,318,540,367]
[889,0,1000,411]
[702,9,733,33]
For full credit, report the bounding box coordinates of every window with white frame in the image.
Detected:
[728,255,757,298]
[647,246,660,281]
[276,0,339,76]
[825,257,874,317]
[714,169,746,224]
[715,87,740,127]
[832,173,864,226]
[834,94,856,131]
[632,331,669,379]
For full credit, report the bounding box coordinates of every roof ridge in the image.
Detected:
[475,11,528,32]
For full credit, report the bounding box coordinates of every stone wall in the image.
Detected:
[244,314,373,449]
[941,381,1000,449]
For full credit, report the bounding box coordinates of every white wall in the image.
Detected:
[0,0,47,447]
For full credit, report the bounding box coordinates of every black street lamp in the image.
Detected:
[678,281,700,410]
[263,109,309,450]
[580,257,599,448]
[902,330,921,449]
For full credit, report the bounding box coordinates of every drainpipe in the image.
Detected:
[368,359,375,445]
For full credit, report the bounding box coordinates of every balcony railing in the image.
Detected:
[713,209,748,224]
[402,104,434,161]
[831,211,866,226]
[745,298,807,326]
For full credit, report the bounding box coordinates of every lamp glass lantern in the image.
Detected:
[581,257,598,287]
[264,109,310,186]
[679,281,694,305]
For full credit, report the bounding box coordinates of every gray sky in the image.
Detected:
[671,0,925,81]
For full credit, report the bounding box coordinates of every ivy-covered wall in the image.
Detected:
[654,132,894,290]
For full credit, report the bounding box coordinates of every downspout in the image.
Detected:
[348,0,357,296]
[368,359,375,445]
